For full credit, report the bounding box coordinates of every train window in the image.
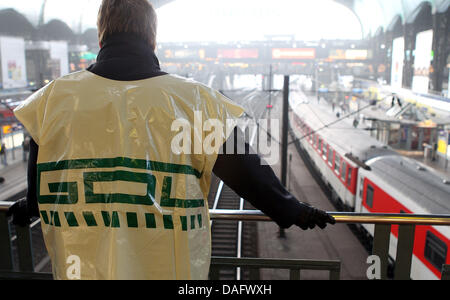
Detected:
[341,162,347,181]
[347,167,352,186]
[424,231,448,271]
[328,148,333,166]
[318,138,322,153]
[334,155,340,175]
[359,180,363,198]
[323,144,328,159]
[366,184,374,208]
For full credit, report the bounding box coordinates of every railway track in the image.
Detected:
[208,178,259,280]
[207,88,273,280]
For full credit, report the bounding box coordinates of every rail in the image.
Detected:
[1,201,450,280]
[209,210,450,226]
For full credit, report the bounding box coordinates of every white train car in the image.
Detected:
[358,156,450,280]
[289,94,397,210]
[289,93,450,279]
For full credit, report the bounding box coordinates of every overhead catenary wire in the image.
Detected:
[244,92,376,147]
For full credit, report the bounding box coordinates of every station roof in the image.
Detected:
[0,0,449,38]
[154,0,450,37]
[335,0,450,36]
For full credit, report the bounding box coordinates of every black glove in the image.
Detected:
[296,202,336,230]
[6,199,33,227]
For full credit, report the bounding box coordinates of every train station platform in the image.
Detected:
[310,92,450,180]
[397,150,450,180]
[0,149,28,202]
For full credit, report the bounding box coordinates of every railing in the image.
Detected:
[1,201,450,280]
[210,210,450,280]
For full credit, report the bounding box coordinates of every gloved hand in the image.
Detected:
[296,202,336,230]
[6,199,33,227]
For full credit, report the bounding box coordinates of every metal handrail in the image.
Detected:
[209,210,450,226]
[0,201,16,211]
[2,200,450,280]
[2,201,450,226]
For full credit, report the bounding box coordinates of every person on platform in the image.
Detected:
[7,0,335,280]
[0,143,7,167]
[22,136,30,162]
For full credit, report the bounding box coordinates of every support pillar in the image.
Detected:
[431,10,449,93]
[403,23,415,89]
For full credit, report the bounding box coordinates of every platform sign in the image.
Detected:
[0,36,27,89]
[437,130,448,155]
[391,37,404,89]
[49,41,69,77]
[412,30,433,94]
[272,48,316,60]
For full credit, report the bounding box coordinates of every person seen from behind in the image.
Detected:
[7,0,335,280]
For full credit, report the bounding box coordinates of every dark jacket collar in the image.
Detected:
[87,33,167,81]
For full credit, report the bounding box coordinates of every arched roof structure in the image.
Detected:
[0,0,448,39]
[154,0,449,37]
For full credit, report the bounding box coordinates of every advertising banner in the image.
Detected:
[0,36,27,89]
[391,37,404,89]
[437,130,448,155]
[50,41,69,78]
[412,30,433,94]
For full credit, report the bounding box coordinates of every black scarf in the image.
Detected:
[87,33,167,81]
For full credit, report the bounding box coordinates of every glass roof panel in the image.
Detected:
[156,0,362,42]
[0,0,447,38]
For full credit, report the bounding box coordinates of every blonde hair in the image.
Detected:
[97,0,157,49]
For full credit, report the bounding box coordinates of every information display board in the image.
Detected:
[0,36,27,89]
[391,37,405,89]
[412,30,433,94]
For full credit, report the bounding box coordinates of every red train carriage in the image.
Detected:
[289,92,450,279]
[358,156,450,279]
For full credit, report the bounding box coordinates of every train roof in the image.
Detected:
[290,93,398,162]
[366,155,450,214]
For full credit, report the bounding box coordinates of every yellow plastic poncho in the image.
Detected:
[14,70,244,280]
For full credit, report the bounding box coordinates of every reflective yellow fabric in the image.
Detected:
[14,70,244,280]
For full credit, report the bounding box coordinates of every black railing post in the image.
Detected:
[0,213,14,270]
[279,75,290,239]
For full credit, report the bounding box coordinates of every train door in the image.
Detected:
[355,172,365,213]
